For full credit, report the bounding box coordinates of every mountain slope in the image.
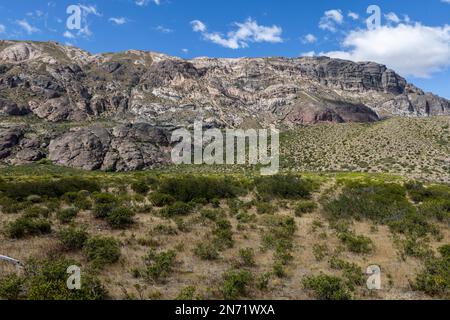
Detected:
[0,40,449,172]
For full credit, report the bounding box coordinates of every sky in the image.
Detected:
[0,0,449,98]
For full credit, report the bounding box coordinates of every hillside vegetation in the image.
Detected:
[0,168,449,300]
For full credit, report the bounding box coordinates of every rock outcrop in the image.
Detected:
[0,40,448,171]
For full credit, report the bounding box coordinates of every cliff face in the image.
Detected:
[0,40,448,171]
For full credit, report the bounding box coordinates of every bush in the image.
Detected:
[23,205,51,218]
[58,227,88,250]
[238,248,256,267]
[93,193,118,205]
[213,219,234,249]
[0,274,24,300]
[302,274,353,300]
[84,236,121,268]
[160,202,192,217]
[338,232,374,254]
[131,180,150,195]
[324,181,414,223]
[159,175,242,203]
[92,203,114,219]
[148,192,175,207]
[329,258,365,290]
[56,207,79,224]
[415,244,450,298]
[106,207,135,229]
[145,250,177,281]
[0,177,100,200]
[256,202,276,215]
[194,243,219,261]
[255,175,313,200]
[295,200,317,216]
[221,269,253,300]
[25,258,107,300]
[6,216,51,239]
[176,286,197,300]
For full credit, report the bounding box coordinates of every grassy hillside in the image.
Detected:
[282,117,450,183]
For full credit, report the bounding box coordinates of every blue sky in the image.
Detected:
[0,0,449,98]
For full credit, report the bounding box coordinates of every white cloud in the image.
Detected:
[155,25,173,33]
[0,24,5,34]
[319,9,344,32]
[63,30,75,39]
[182,48,189,53]
[16,20,40,34]
[348,12,359,20]
[191,18,283,49]
[442,0,450,3]
[109,17,128,25]
[302,34,317,44]
[135,0,160,6]
[191,20,206,33]
[301,51,316,57]
[385,12,401,24]
[322,23,450,78]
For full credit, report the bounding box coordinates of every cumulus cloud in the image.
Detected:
[0,24,5,34]
[16,19,40,34]
[322,23,450,78]
[319,9,344,32]
[109,17,128,25]
[302,34,317,44]
[191,18,283,49]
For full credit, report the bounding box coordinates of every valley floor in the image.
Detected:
[0,167,449,300]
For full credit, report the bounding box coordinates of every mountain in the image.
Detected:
[0,40,449,171]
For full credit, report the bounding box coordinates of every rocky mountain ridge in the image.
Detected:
[0,40,449,171]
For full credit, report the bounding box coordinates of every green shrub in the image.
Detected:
[329,258,365,290]
[0,177,100,200]
[0,196,27,213]
[25,258,107,300]
[23,205,51,218]
[415,244,450,298]
[295,200,317,216]
[58,227,88,250]
[106,207,135,229]
[84,236,121,268]
[145,250,177,281]
[159,175,242,203]
[93,193,118,205]
[0,274,24,300]
[160,202,192,217]
[256,202,276,215]
[92,203,114,219]
[338,232,374,254]
[148,192,175,207]
[6,216,52,239]
[131,180,150,195]
[56,207,79,224]
[238,248,256,267]
[402,237,433,259]
[213,219,234,249]
[194,243,219,260]
[388,211,440,238]
[221,269,253,300]
[419,199,450,223]
[255,175,313,200]
[176,286,196,300]
[302,274,353,300]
